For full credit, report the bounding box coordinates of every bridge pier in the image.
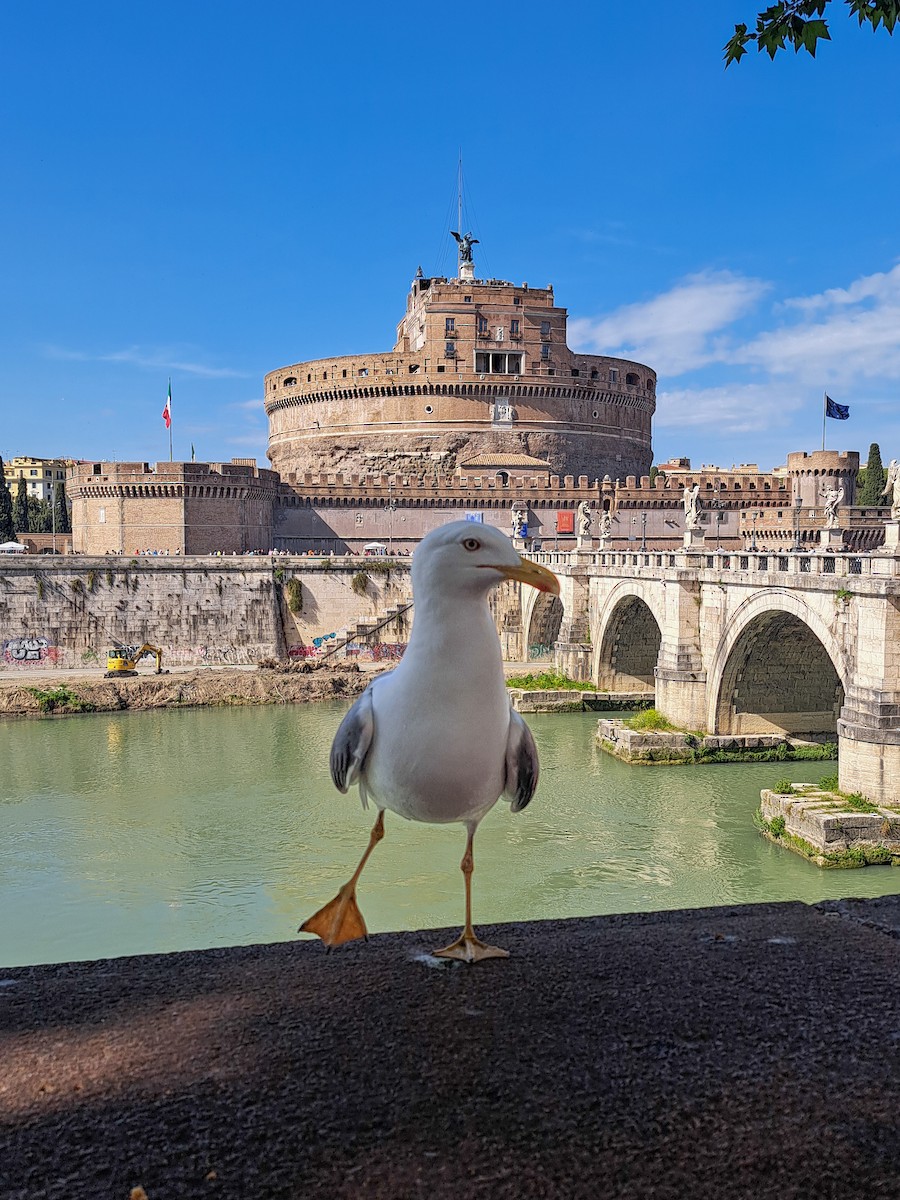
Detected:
[654,666,708,732]
[839,687,900,806]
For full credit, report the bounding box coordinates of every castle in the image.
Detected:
[69,240,663,555]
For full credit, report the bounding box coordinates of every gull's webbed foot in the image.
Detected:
[299,883,368,948]
[432,930,510,964]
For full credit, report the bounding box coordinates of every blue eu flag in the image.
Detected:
[825,395,850,420]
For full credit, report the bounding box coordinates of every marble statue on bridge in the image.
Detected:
[822,485,844,528]
[682,484,701,532]
[882,460,900,520]
[578,501,592,538]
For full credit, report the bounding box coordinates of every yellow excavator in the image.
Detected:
[105,644,163,678]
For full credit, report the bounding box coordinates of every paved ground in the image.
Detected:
[4,899,900,1199]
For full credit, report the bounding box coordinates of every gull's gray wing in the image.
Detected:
[330,684,375,794]
[503,708,539,814]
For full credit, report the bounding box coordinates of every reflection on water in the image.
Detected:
[2,702,898,967]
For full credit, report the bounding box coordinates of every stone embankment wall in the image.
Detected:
[0,558,414,671]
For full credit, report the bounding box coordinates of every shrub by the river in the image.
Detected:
[28,685,95,714]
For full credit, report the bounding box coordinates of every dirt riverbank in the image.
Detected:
[0,664,372,718]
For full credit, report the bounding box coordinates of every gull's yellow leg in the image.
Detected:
[433,824,509,964]
[299,810,384,947]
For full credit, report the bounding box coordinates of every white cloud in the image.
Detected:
[739,264,900,384]
[43,344,250,380]
[782,262,900,313]
[569,271,769,375]
[654,382,803,434]
[229,398,266,412]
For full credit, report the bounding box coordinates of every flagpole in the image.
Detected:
[169,377,173,462]
[822,390,827,452]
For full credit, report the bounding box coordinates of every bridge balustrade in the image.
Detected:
[530,547,895,579]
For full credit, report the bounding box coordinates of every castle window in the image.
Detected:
[540,344,550,360]
[425,405,434,414]
[307,374,311,382]
[464,296,472,303]
[409,364,420,373]
[592,410,599,418]
[609,368,619,383]
[437,364,445,372]
[342,369,347,378]
[513,296,521,305]
[284,376,297,386]
[646,378,655,391]
[445,342,457,358]
[475,352,522,374]
[590,368,598,379]
[445,318,455,333]
[510,319,520,336]
[540,321,551,337]
[626,372,639,386]
[477,315,489,335]
[571,368,580,377]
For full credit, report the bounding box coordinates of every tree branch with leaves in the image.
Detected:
[725,0,898,65]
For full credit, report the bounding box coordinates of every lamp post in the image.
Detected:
[750,509,760,552]
[792,496,803,551]
[385,480,396,554]
[49,481,56,554]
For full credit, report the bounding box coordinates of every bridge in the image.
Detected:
[520,543,900,807]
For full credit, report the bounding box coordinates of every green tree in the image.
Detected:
[725,1,898,65]
[27,496,51,533]
[649,465,659,488]
[858,442,888,506]
[0,458,15,543]
[13,477,28,533]
[53,479,71,535]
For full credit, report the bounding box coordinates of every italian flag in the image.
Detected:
[162,381,172,429]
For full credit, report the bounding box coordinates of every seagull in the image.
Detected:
[299,520,560,962]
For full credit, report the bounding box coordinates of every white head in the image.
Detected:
[411,521,559,601]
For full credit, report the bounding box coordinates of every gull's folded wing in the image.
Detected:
[503,708,539,813]
[330,685,375,793]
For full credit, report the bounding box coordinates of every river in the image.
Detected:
[3,703,899,967]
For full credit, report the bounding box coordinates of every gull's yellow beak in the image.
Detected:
[487,555,560,595]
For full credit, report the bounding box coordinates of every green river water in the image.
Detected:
[3,702,898,967]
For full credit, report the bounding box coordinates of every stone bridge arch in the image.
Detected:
[707,590,850,738]
[592,582,664,692]
[523,588,564,660]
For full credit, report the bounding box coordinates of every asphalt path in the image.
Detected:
[4,899,900,1199]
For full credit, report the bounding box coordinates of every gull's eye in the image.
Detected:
[462,537,481,552]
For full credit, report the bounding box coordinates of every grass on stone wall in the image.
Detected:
[625,708,676,732]
[505,670,596,692]
[285,577,303,613]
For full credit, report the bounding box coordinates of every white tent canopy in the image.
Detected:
[0,542,26,553]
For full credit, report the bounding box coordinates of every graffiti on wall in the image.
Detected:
[345,642,406,662]
[3,636,60,666]
[528,643,554,662]
[288,644,319,659]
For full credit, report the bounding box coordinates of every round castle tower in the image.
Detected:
[264,241,656,484]
[787,450,859,510]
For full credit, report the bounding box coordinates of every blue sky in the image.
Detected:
[1,1,898,474]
